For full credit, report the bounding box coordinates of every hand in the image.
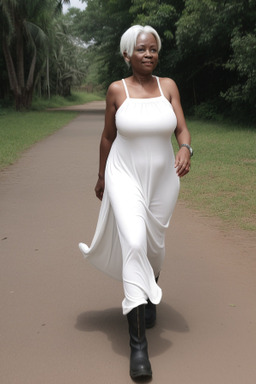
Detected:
[174,147,191,177]
[95,177,105,200]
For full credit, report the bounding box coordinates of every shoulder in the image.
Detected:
[106,80,126,111]
[158,77,180,102]
[107,80,124,98]
[159,77,178,91]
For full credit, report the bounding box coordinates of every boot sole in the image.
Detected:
[130,369,152,379]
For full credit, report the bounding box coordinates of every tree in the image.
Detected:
[0,0,70,110]
[223,31,256,107]
[48,18,87,97]
[221,5,256,120]
[175,0,256,119]
[70,0,133,88]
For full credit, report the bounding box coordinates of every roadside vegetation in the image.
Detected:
[0,111,77,169]
[31,91,103,110]
[172,121,256,232]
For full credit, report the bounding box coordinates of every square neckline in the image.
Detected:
[122,76,164,100]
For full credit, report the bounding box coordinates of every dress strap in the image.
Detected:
[122,79,130,98]
[155,76,164,97]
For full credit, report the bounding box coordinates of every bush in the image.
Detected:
[193,102,221,121]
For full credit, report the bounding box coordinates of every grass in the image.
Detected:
[0,110,78,168]
[173,120,256,231]
[31,90,104,110]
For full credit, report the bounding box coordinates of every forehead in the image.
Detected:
[136,32,157,46]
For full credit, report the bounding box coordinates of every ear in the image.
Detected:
[123,51,130,64]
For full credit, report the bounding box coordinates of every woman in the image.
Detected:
[79,25,192,380]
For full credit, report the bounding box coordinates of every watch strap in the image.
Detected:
[180,144,193,157]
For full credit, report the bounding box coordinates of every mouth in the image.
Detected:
[142,61,153,65]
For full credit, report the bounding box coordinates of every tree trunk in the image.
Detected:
[26,45,36,92]
[2,37,20,96]
[16,21,25,90]
[46,55,50,99]
[13,88,34,110]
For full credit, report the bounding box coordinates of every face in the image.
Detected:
[127,33,159,73]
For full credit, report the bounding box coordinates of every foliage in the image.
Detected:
[130,0,180,40]
[46,19,87,97]
[193,102,221,121]
[0,0,88,110]
[0,0,53,109]
[69,0,133,88]
[175,0,256,121]
[221,30,256,120]
[31,91,103,110]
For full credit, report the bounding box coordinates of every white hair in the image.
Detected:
[120,25,162,60]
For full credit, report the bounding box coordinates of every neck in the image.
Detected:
[132,73,153,86]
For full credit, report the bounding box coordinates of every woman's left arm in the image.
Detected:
[167,78,192,177]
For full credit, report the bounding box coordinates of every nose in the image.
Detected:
[145,49,153,57]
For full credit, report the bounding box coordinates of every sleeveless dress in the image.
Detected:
[79,76,180,315]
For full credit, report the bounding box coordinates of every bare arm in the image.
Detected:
[161,78,192,177]
[95,84,117,200]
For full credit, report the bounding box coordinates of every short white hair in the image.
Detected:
[120,25,162,59]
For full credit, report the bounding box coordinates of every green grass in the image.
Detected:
[0,111,78,169]
[173,120,256,231]
[31,91,104,110]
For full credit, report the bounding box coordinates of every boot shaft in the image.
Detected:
[127,304,146,343]
[126,304,152,379]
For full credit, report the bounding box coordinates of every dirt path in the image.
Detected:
[0,105,255,384]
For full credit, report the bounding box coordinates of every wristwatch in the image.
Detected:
[180,144,193,157]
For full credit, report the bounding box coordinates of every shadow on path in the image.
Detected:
[75,302,189,358]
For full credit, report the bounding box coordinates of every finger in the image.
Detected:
[178,162,186,171]
[180,165,190,177]
[175,160,182,170]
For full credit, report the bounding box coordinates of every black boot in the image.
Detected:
[127,305,152,380]
[145,276,159,329]
[145,300,156,329]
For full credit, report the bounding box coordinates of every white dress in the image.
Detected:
[79,76,180,315]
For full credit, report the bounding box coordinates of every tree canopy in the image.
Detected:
[68,0,256,122]
[0,0,255,122]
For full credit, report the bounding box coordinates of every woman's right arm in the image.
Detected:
[95,84,117,200]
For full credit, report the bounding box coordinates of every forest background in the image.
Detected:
[0,0,256,123]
